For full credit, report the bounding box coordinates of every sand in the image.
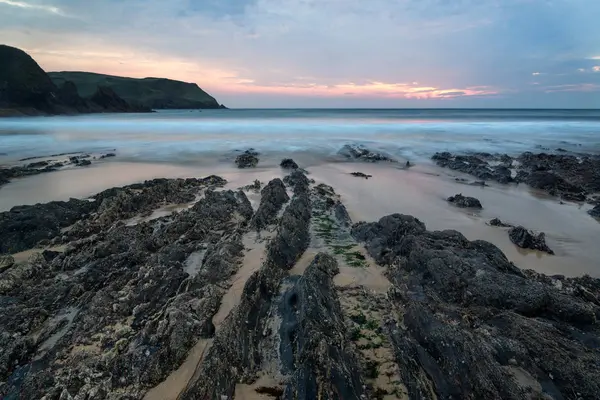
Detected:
[1,159,599,277]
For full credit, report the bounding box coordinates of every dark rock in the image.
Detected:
[250,178,289,230]
[508,226,554,254]
[350,172,372,179]
[0,179,252,399]
[99,153,116,159]
[589,205,600,218]
[235,150,259,168]
[242,179,261,193]
[26,161,48,168]
[447,193,483,209]
[278,254,366,398]
[0,198,98,254]
[353,213,600,399]
[338,144,394,162]
[280,158,299,170]
[0,255,14,273]
[283,170,310,195]
[266,192,311,270]
[0,163,59,188]
[489,218,513,227]
[76,159,91,167]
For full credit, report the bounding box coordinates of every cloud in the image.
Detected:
[0,0,65,15]
[1,0,599,107]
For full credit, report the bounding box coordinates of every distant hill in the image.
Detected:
[0,44,149,116]
[48,71,225,110]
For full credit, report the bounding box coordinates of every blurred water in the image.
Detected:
[1,109,599,164]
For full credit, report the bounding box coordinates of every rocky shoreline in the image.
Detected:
[1,154,600,399]
[432,150,600,205]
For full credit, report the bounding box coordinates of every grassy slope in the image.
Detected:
[48,71,221,109]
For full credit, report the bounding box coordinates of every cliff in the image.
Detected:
[48,71,224,109]
[0,45,151,116]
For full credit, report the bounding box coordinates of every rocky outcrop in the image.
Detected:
[0,255,14,273]
[179,178,312,399]
[352,213,600,399]
[589,204,600,218]
[0,198,98,254]
[283,169,311,195]
[280,158,299,170]
[0,177,254,399]
[338,144,395,162]
[509,226,554,254]
[235,149,259,168]
[489,218,513,227]
[277,254,366,399]
[432,152,513,183]
[447,193,483,209]
[250,178,290,230]
[0,163,61,189]
[350,172,372,179]
[3,168,600,400]
[433,151,600,202]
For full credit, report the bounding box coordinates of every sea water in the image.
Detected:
[1,109,599,165]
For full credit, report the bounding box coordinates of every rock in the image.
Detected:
[350,172,372,179]
[447,193,483,209]
[235,150,259,168]
[589,205,600,218]
[353,213,600,399]
[99,153,116,159]
[250,178,289,230]
[508,226,554,254]
[0,255,14,273]
[0,198,98,254]
[0,178,254,399]
[280,158,299,170]
[26,161,49,168]
[283,170,310,195]
[489,218,513,227]
[338,144,394,162]
[77,159,91,167]
[276,254,366,398]
[242,179,261,193]
[0,163,58,188]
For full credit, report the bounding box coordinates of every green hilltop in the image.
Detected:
[48,71,224,110]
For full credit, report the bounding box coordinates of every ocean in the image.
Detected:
[1,109,599,165]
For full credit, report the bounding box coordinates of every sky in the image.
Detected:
[1,0,599,108]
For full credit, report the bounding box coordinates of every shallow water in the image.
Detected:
[1,109,599,165]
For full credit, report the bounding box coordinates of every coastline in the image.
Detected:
[1,154,598,277]
[1,157,599,399]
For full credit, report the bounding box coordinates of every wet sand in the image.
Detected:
[1,159,598,277]
[310,162,600,277]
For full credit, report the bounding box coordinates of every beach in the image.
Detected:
[1,154,598,277]
[1,110,600,399]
